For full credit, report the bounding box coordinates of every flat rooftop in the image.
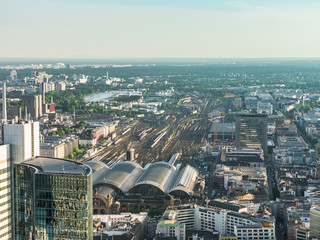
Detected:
[22,156,91,175]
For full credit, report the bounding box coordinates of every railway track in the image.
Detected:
[84,96,214,166]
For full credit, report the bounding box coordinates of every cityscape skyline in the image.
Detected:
[1,1,320,239]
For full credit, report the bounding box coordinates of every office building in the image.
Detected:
[235,114,268,154]
[3,120,40,164]
[157,205,275,239]
[14,157,93,240]
[310,206,320,238]
[0,144,12,239]
[234,222,275,240]
[23,95,42,119]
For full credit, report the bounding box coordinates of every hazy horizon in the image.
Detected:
[1,0,320,59]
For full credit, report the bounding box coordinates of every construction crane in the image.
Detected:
[208,115,225,145]
[191,111,225,145]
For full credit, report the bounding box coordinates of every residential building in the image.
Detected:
[40,135,79,158]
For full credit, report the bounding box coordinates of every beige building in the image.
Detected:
[40,136,79,158]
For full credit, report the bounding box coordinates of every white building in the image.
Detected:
[158,205,276,239]
[55,81,66,91]
[0,144,12,239]
[235,222,275,240]
[156,210,186,240]
[78,74,88,84]
[3,121,40,164]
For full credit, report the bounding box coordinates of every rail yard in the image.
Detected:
[84,95,215,166]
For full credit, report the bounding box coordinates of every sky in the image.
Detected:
[1,0,320,59]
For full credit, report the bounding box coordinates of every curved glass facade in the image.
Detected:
[14,162,92,240]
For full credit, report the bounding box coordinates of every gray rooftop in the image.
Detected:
[134,162,177,193]
[94,161,143,194]
[22,156,91,176]
[85,159,109,173]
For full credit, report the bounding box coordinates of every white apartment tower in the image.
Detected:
[3,121,40,164]
[0,144,12,239]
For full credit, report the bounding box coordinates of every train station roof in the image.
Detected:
[132,162,177,194]
[85,159,109,173]
[93,161,143,194]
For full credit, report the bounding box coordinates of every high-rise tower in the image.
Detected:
[0,144,12,239]
[3,120,40,164]
[14,157,93,239]
[235,114,268,154]
[23,95,42,119]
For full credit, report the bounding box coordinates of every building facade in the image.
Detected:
[310,206,320,238]
[14,157,93,240]
[235,114,268,154]
[157,205,276,240]
[23,95,42,119]
[3,121,40,164]
[0,144,12,239]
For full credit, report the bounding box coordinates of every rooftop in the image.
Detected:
[22,156,91,175]
[134,162,177,193]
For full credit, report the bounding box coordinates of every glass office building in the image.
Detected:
[235,114,268,154]
[14,157,92,240]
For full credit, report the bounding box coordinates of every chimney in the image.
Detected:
[2,82,7,122]
[42,82,46,104]
[19,107,22,120]
[25,106,28,121]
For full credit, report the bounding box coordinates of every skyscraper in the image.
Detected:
[1,82,93,240]
[235,114,268,154]
[23,95,42,119]
[3,120,40,164]
[0,144,12,240]
[14,157,93,239]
